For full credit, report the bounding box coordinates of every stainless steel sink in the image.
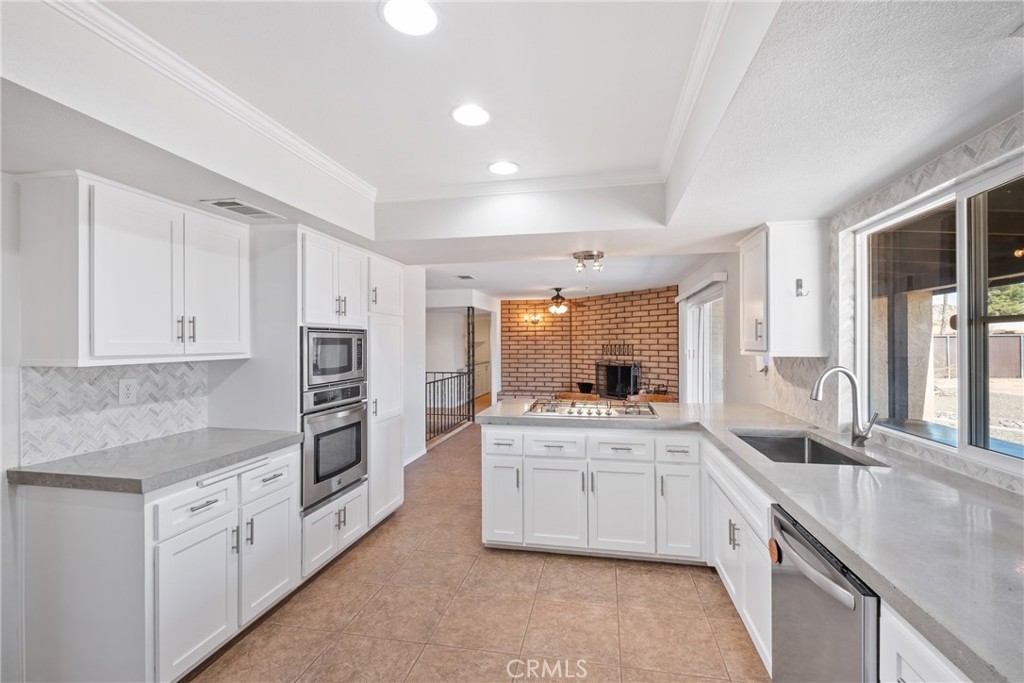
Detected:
[735,434,885,467]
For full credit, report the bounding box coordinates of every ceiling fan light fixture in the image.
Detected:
[381,0,438,36]
[573,250,605,274]
[549,287,569,315]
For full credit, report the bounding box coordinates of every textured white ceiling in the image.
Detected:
[103,1,705,194]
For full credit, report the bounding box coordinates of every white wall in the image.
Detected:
[2,173,23,680]
[403,266,427,465]
[425,311,466,372]
[677,253,771,405]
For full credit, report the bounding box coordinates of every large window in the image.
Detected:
[863,170,1023,461]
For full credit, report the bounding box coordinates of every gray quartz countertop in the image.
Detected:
[478,400,1024,683]
[7,428,303,494]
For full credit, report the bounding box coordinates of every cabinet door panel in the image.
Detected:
[156,513,238,682]
[338,484,369,549]
[709,478,743,600]
[368,257,403,316]
[240,486,298,625]
[302,233,340,326]
[524,459,587,548]
[369,414,403,524]
[92,183,184,357]
[483,456,523,544]
[369,314,404,421]
[337,246,367,328]
[741,535,772,670]
[656,463,702,559]
[184,212,249,355]
[589,461,655,553]
[302,499,340,578]
[740,230,767,353]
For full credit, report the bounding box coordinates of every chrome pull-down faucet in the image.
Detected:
[810,366,880,447]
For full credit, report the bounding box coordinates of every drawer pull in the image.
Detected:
[261,472,285,484]
[341,506,347,526]
[231,526,239,554]
[590,472,595,493]
[197,457,271,487]
[515,468,520,489]
[611,446,633,453]
[189,499,218,513]
[335,509,343,530]
[543,443,565,450]
[660,475,665,496]
[581,471,585,493]
[666,447,690,454]
[494,440,515,447]
[246,518,255,545]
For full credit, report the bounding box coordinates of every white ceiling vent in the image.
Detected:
[199,198,284,221]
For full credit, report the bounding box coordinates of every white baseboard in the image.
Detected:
[403,448,427,466]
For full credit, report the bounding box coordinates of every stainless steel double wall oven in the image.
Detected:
[301,327,368,511]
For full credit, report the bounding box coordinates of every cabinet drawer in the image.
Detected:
[240,448,299,503]
[484,431,523,455]
[524,432,586,458]
[154,478,239,542]
[655,435,700,463]
[588,435,654,461]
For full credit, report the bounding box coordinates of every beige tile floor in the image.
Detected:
[189,425,769,683]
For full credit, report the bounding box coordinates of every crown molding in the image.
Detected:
[658,0,734,177]
[45,0,377,202]
[376,168,665,204]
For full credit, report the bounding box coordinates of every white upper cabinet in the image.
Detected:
[19,171,251,366]
[184,211,250,355]
[368,255,403,316]
[301,231,367,328]
[737,221,827,357]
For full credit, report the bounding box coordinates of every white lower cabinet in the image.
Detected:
[302,482,369,577]
[588,461,656,553]
[880,603,968,683]
[156,512,239,682]
[524,458,588,548]
[239,486,300,625]
[656,462,702,559]
[369,414,404,524]
[483,455,523,544]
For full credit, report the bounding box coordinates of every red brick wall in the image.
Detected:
[500,286,678,399]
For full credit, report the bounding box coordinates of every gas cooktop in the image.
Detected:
[525,398,659,419]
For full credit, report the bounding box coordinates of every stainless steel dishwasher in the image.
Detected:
[770,504,878,682]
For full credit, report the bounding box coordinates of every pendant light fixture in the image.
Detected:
[549,288,569,315]
[573,250,605,273]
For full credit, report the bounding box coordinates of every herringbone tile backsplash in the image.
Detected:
[21,363,207,465]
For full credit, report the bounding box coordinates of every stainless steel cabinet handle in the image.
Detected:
[341,296,348,316]
[372,286,378,305]
[190,499,218,513]
[176,316,185,342]
[543,443,564,450]
[728,519,735,547]
[666,447,689,454]
[246,518,255,545]
[341,506,347,526]
[515,468,520,489]
[372,399,378,416]
[231,526,239,553]
[754,318,763,341]
[590,472,595,493]
[335,509,343,530]
[494,440,514,447]
[611,446,633,453]
[261,472,285,484]
[660,475,665,496]
[189,316,197,342]
[335,296,342,316]
[581,471,585,493]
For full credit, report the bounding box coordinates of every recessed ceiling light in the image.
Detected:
[452,104,490,127]
[381,0,437,36]
[488,161,519,175]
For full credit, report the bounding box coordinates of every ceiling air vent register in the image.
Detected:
[199,198,284,220]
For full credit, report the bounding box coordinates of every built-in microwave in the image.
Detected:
[302,327,366,391]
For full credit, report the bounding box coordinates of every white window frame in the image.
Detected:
[682,283,726,404]
[852,155,1024,475]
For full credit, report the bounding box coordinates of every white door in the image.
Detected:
[524,458,588,549]
[656,463,702,559]
[740,230,768,353]
[239,486,298,625]
[369,414,403,524]
[483,456,523,544]
[155,513,238,682]
[709,478,743,601]
[741,534,772,670]
[301,499,340,578]
[184,211,249,355]
[369,314,404,421]
[336,246,368,329]
[338,484,369,549]
[588,461,656,554]
[302,233,340,326]
[368,256,403,316]
[91,182,184,357]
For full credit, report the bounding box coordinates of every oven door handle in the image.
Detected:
[304,401,368,431]
[772,515,856,611]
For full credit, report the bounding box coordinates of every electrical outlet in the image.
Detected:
[119,378,138,406]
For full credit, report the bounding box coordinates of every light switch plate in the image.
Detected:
[119,378,138,405]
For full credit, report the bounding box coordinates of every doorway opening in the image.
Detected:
[685,291,725,404]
